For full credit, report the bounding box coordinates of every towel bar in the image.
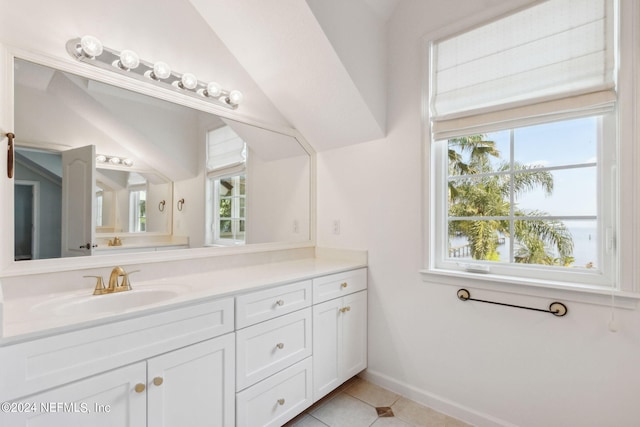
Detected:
[457,288,567,317]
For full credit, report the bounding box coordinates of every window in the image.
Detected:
[129,188,146,232]
[212,175,246,244]
[427,0,623,289]
[436,115,615,286]
[95,189,103,227]
[205,125,248,246]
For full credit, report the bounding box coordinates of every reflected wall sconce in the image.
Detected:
[66,35,243,109]
[96,154,134,167]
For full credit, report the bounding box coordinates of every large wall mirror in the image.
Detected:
[11,57,313,263]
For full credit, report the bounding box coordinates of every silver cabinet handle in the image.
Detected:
[277,398,285,406]
[276,299,285,306]
[276,342,284,349]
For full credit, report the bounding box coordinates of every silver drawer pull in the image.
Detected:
[277,398,285,406]
[276,299,285,306]
[276,342,285,349]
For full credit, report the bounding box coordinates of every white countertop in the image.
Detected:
[1,256,367,345]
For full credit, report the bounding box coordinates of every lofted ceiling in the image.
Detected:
[189,0,396,151]
[2,0,400,155]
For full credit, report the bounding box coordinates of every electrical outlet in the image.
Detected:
[332,220,341,235]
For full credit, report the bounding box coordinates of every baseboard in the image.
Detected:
[359,369,517,427]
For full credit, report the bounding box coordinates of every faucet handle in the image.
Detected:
[84,275,106,295]
[121,270,141,291]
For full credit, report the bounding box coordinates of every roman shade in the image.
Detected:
[430,0,616,140]
[207,125,246,176]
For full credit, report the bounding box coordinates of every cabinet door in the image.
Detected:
[147,333,235,427]
[341,290,368,380]
[312,290,368,402]
[312,297,342,401]
[0,362,146,427]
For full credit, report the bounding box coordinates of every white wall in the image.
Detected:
[247,153,311,244]
[317,0,640,426]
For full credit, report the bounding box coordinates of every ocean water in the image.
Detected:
[449,221,598,268]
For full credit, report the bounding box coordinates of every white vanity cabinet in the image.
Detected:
[0,297,235,427]
[1,335,235,427]
[312,269,368,402]
[1,263,368,427]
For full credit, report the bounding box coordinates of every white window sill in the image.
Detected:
[420,268,640,310]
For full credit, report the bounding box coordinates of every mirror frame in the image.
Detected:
[0,44,316,277]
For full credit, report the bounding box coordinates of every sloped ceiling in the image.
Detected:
[3,0,398,156]
[189,0,393,151]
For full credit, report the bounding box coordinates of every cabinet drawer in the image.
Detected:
[236,308,312,391]
[236,280,311,328]
[236,357,312,427]
[313,268,367,304]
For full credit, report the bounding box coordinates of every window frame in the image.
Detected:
[128,185,147,233]
[213,174,246,245]
[432,113,617,288]
[421,0,640,303]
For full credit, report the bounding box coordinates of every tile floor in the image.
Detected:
[284,377,472,427]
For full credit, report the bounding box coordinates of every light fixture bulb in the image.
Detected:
[80,35,103,58]
[118,50,140,70]
[206,82,222,97]
[180,73,198,90]
[96,154,107,163]
[108,157,121,165]
[122,158,134,167]
[152,61,171,80]
[228,90,243,105]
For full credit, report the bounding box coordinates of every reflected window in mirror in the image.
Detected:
[96,190,104,227]
[127,173,148,233]
[215,175,246,244]
[129,189,147,232]
[206,126,247,246]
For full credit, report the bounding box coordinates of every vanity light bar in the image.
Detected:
[66,36,243,110]
[96,154,133,167]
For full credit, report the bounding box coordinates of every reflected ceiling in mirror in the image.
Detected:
[12,57,312,262]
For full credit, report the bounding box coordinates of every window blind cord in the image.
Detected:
[608,286,619,332]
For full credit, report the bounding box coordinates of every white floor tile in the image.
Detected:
[310,393,379,427]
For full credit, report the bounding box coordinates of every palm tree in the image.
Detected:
[448,135,574,266]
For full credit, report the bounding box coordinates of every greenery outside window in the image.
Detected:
[212,174,246,245]
[129,188,146,232]
[435,114,616,287]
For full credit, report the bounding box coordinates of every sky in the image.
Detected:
[455,116,599,218]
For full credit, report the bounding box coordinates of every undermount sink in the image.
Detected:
[32,285,186,316]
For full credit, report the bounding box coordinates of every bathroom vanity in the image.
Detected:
[0,251,367,427]
[0,39,363,426]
